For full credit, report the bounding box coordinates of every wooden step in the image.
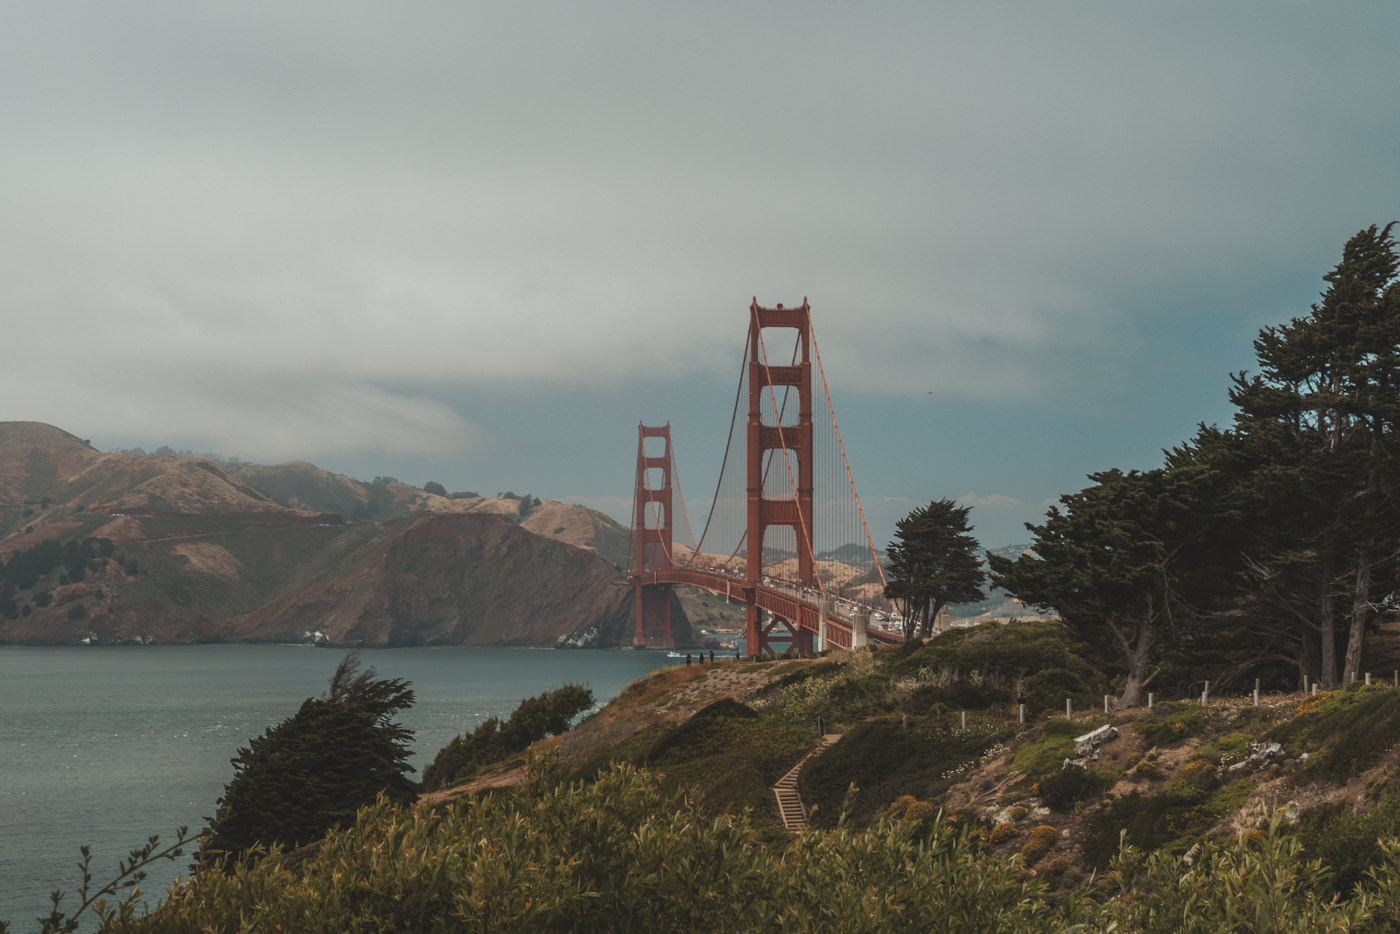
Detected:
[771,733,842,832]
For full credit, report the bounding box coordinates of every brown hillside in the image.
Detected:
[0,422,673,648]
[0,422,100,504]
[236,512,647,647]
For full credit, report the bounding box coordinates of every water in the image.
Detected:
[0,645,676,929]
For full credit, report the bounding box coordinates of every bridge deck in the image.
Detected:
[635,568,903,649]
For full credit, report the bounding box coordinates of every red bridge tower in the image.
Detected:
[632,422,675,648]
[746,299,816,656]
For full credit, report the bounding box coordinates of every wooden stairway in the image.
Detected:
[773,733,841,833]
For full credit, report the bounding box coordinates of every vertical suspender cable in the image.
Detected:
[810,318,888,591]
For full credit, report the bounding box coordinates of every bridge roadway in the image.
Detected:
[634,567,904,650]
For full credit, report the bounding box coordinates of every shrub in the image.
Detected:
[1268,685,1400,781]
[1021,825,1059,864]
[1011,718,1079,777]
[1038,766,1116,812]
[105,764,1068,933]
[1296,790,1400,898]
[423,683,593,789]
[1134,703,1205,746]
[800,715,1011,829]
[988,821,1019,845]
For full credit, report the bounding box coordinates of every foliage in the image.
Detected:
[1037,766,1116,812]
[1096,820,1374,933]
[1267,683,1400,781]
[422,683,593,789]
[1020,824,1059,864]
[1164,223,1400,690]
[630,699,816,819]
[0,536,114,591]
[754,649,890,723]
[883,499,986,638]
[800,714,1011,829]
[1296,790,1400,900]
[1134,702,1206,746]
[1011,718,1081,776]
[109,762,1070,934]
[987,821,1019,845]
[1080,777,1253,869]
[23,828,200,934]
[989,468,1225,708]
[197,653,417,870]
[890,619,1107,713]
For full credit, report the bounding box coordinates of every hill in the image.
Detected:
[64,620,1400,931]
[0,421,659,647]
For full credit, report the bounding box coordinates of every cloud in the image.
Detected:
[957,493,1023,510]
[1,1,1396,487]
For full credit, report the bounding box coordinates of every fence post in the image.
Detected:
[1066,698,1072,720]
[1103,694,1110,714]
[1200,681,1210,705]
[1366,672,1372,686]
[1148,692,1154,709]
[961,710,967,730]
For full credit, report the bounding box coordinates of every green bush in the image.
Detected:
[890,621,1105,714]
[1296,790,1400,899]
[1134,703,1205,746]
[110,763,1069,934]
[1037,766,1116,812]
[1011,718,1080,777]
[801,715,1011,829]
[1268,685,1400,782]
[423,683,593,789]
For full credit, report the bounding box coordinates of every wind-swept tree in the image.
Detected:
[1223,222,1400,687]
[198,653,418,870]
[989,468,1226,707]
[883,499,986,638]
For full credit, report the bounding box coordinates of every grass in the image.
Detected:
[1268,684,1400,781]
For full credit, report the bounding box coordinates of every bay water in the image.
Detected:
[0,645,677,929]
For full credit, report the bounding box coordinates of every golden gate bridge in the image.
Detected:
[628,299,904,656]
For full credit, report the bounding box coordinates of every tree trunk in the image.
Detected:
[1319,560,1338,688]
[918,599,946,639]
[1343,547,1372,684]
[1299,633,1320,690]
[1116,620,1154,708]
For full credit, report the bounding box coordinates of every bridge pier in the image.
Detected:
[634,580,675,649]
[817,596,832,653]
[852,607,870,649]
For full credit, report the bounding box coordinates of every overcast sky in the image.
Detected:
[2,2,1398,548]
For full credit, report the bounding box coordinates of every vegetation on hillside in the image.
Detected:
[0,535,115,619]
[422,683,594,789]
[21,619,1400,932]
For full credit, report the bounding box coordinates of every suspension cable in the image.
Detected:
[691,340,749,563]
[668,437,700,560]
[810,317,888,590]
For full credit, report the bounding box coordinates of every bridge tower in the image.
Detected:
[632,422,676,648]
[746,299,816,657]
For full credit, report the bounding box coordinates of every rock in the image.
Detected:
[1073,724,1119,758]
